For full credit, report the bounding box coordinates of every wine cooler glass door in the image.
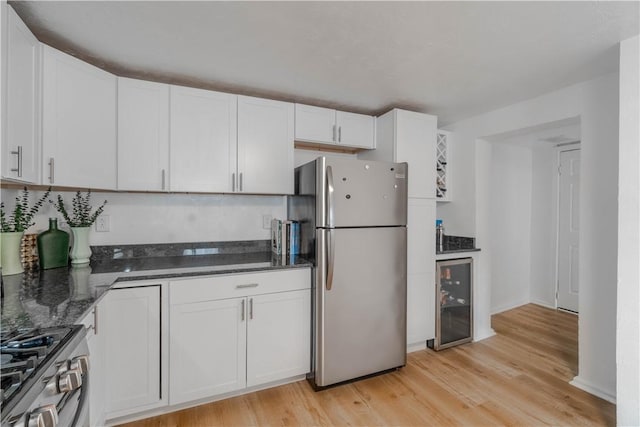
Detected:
[436,258,473,349]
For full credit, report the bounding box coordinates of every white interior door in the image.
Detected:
[557,149,580,312]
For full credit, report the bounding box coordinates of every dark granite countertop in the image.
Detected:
[436,248,481,255]
[1,240,311,332]
[436,235,480,255]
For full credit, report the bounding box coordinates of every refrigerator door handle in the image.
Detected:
[326,229,335,290]
[326,165,335,227]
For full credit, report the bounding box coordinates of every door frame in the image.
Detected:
[554,143,581,313]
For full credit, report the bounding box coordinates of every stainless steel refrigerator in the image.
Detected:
[289,156,408,389]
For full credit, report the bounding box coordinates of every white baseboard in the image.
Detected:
[530,299,556,310]
[407,341,428,353]
[570,375,616,404]
[473,327,496,342]
[490,300,529,315]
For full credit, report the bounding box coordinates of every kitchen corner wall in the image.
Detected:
[443,71,620,403]
[616,34,639,427]
[0,189,286,245]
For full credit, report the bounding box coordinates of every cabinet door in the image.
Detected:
[170,297,246,405]
[41,45,117,189]
[395,110,437,199]
[103,286,161,415]
[169,86,236,192]
[237,96,294,194]
[117,78,169,191]
[294,103,336,144]
[2,6,39,183]
[246,289,310,387]
[406,198,436,344]
[80,306,105,427]
[335,111,375,149]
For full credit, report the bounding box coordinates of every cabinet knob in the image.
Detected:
[69,355,89,375]
[28,404,58,427]
[57,368,82,393]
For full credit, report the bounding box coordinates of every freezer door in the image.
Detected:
[314,226,407,387]
[316,157,408,228]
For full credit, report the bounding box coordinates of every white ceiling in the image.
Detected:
[9,1,640,125]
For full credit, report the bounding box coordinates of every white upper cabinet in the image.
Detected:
[360,109,437,199]
[41,45,117,189]
[2,6,40,183]
[294,103,375,149]
[169,85,237,192]
[294,104,336,144]
[237,95,294,194]
[395,110,436,199]
[117,78,169,191]
[335,111,375,149]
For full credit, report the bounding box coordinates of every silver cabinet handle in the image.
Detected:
[161,169,166,190]
[249,298,253,320]
[326,229,335,291]
[235,283,258,289]
[332,124,336,142]
[10,146,22,177]
[48,158,55,183]
[239,172,243,192]
[232,173,236,192]
[241,299,245,321]
[326,165,335,227]
[93,306,98,335]
[338,126,342,142]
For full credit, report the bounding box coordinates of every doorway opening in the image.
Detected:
[485,117,581,316]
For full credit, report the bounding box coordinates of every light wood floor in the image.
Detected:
[121,304,615,426]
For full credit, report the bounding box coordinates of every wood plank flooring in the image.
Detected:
[121,304,615,426]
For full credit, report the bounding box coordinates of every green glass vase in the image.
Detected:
[37,218,70,270]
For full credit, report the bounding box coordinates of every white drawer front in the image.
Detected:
[169,268,311,305]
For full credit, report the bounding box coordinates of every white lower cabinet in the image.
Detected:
[169,297,247,403]
[406,198,436,345]
[102,283,168,420]
[80,304,105,427]
[246,290,310,387]
[169,268,311,406]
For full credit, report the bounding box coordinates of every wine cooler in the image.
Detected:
[428,258,473,350]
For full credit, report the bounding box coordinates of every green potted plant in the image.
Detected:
[1,187,50,275]
[52,190,107,265]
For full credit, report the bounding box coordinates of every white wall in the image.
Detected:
[616,34,639,427]
[529,144,560,308]
[0,189,286,246]
[489,142,532,314]
[574,72,618,402]
[443,72,619,401]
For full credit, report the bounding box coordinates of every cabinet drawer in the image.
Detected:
[169,268,311,305]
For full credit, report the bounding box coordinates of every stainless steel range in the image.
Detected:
[1,326,89,427]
